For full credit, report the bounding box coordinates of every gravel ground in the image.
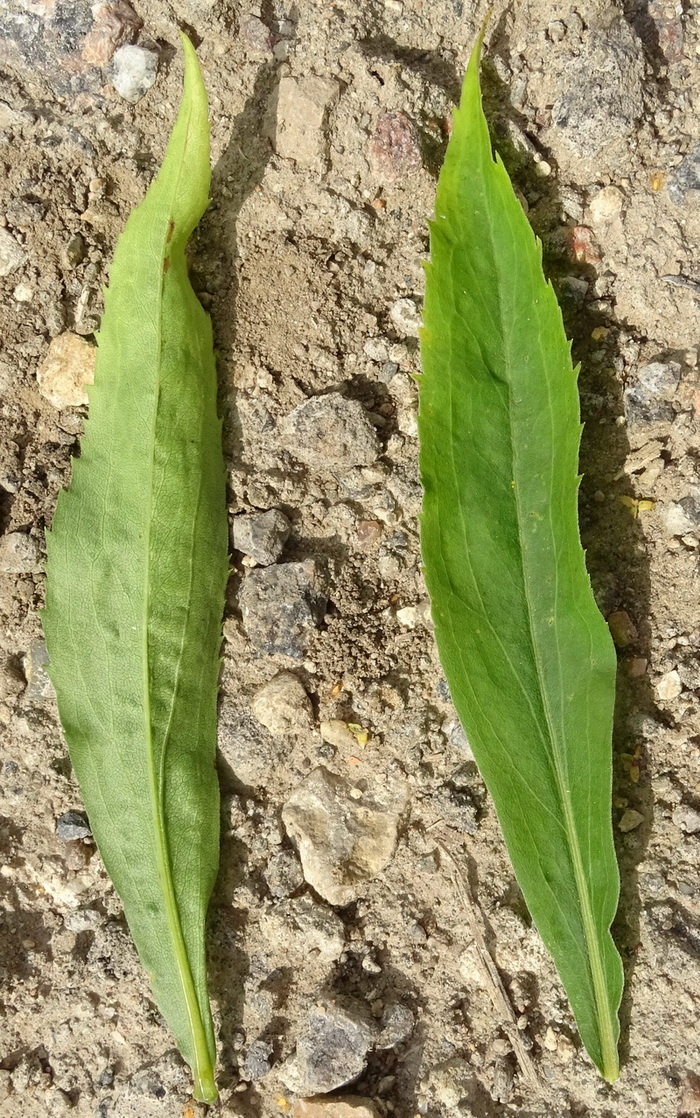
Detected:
[1,1,700,1116]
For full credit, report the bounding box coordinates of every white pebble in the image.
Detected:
[111,45,159,104]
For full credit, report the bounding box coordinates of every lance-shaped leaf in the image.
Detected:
[43,37,227,1103]
[418,31,623,1080]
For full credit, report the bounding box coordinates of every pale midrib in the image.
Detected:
[489,190,617,1077]
[141,97,214,1098]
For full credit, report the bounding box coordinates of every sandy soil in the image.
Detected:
[1,0,699,1115]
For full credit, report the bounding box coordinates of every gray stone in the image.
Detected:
[23,640,54,705]
[377,1003,415,1049]
[251,671,313,736]
[232,508,291,565]
[672,805,700,834]
[668,144,700,205]
[242,1038,274,1080]
[264,850,305,898]
[238,560,327,658]
[424,1058,476,1109]
[272,76,340,165]
[389,298,421,338]
[111,44,158,103]
[260,894,345,962]
[624,361,681,426]
[282,766,409,906]
[278,998,377,1096]
[56,810,91,841]
[0,228,26,277]
[280,393,379,472]
[0,532,42,574]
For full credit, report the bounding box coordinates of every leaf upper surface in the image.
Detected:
[418,32,623,1079]
[43,37,227,1103]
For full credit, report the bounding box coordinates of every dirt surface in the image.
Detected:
[1,0,700,1115]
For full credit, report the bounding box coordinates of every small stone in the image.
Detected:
[547,20,566,41]
[278,998,377,1096]
[663,501,697,537]
[607,609,637,649]
[543,1026,558,1051]
[656,669,682,701]
[619,808,644,833]
[280,393,379,471]
[356,519,383,549]
[272,76,340,165]
[369,111,422,181]
[566,225,601,265]
[627,657,648,678]
[396,606,416,629]
[672,805,700,834]
[61,233,87,269]
[389,298,421,338]
[239,561,327,658]
[264,850,305,898]
[293,1098,380,1118]
[0,228,26,277]
[320,720,358,751]
[232,508,291,565]
[81,1,143,65]
[0,532,42,574]
[56,810,92,841]
[624,361,681,426]
[23,640,54,704]
[242,1038,274,1081]
[37,332,95,409]
[0,656,24,701]
[260,893,346,960]
[110,44,159,103]
[13,282,33,302]
[588,185,624,223]
[240,14,273,52]
[668,144,700,205]
[251,671,313,735]
[282,766,408,905]
[377,1003,415,1049]
[425,1058,475,1109]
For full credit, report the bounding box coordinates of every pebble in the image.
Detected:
[251,671,313,736]
[424,1058,475,1109]
[668,144,700,205]
[607,610,638,649]
[263,849,305,898]
[619,808,644,833]
[273,76,340,166]
[110,44,159,103]
[320,719,361,751]
[61,233,87,270]
[238,560,327,658]
[239,13,273,53]
[0,656,24,701]
[663,500,699,537]
[242,1037,274,1081]
[624,361,681,426]
[369,111,422,181]
[672,805,700,834]
[56,810,92,841]
[37,332,95,409]
[0,227,27,277]
[280,393,379,471]
[81,0,143,66]
[293,1099,379,1118]
[588,185,624,224]
[656,669,682,701]
[0,531,42,574]
[377,1002,415,1049]
[389,298,422,339]
[282,765,408,905]
[23,640,54,704]
[232,508,291,565]
[260,893,346,960]
[278,998,377,1096]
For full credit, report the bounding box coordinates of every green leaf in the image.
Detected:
[43,36,227,1104]
[418,30,623,1080]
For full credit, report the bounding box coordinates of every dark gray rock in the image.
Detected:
[232,508,291,566]
[668,144,700,205]
[56,810,91,841]
[624,361,681,425]
[280,393,380,471]
[242,1038,274,1081]
[264,850,305,898]
[377,1003,415,1049]
[278,997,377,1096]
[238,560,327,658]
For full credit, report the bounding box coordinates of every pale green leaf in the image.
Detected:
[418,31,623,1080]
[43,36,227,1103]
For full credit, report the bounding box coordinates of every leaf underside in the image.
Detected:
[43,38,227,1103]
[418,32,623,1080]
